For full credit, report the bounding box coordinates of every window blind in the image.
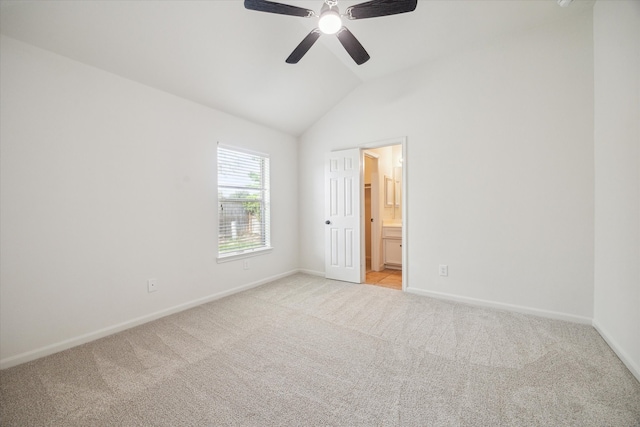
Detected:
[217,146,270,257]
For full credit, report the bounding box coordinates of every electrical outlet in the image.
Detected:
[148,278,158,293]
[243,259,250,270]
[439,265,448,277]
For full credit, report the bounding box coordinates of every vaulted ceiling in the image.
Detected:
[0,0,594,136]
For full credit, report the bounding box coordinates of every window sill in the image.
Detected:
[216,247,273,263]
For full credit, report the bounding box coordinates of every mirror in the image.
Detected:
[384,176,393,207]
[393,166,402,218]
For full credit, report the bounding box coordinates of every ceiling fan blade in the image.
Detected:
[336,27,370,65]
[345,0,417,20]
[286,29,322,64]
[244,0,315,18]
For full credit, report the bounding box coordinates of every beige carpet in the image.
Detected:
[1,273,639,426]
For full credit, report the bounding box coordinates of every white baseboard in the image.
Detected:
[405,287,592,325]
[8,271,624,375]
[592,319,640,383]
[0,270,299,370]
[297,268,325,277]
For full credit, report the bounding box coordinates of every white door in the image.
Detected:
[325,148,362,283]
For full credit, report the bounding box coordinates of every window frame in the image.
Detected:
[216,144,272,263]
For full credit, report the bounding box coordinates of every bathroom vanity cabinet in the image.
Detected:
[382,225,402,269]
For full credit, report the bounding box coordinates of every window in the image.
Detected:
[217,145,271,259]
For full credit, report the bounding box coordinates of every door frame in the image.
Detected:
[363,151,381,272]
[359,137,408,291]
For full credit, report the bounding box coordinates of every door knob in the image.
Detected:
[325,220,331,225]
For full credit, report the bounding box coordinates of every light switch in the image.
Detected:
[439,265,448,277]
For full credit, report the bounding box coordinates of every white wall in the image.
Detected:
[0,36,298,367]
[299,12,594,321]
[593,0,640,379]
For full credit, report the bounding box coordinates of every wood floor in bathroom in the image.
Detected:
[364,269,402,290]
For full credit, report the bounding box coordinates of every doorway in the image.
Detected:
[323,138,407,289]
[362,141,405,290]
[364,152,378,272]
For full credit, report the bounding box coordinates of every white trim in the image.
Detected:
[297,268,325,277]
[216,247,273,263]
[592,319,640,382]
[405,287,592,324]
[359,136,406,150]
[217,142,269,159]
[0,270,298,370]
[400,138,407,291]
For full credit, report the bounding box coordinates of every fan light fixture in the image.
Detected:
[318,9,342,34]
[244,0,418,65]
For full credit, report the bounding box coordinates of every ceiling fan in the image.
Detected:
[244,0,418,65]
